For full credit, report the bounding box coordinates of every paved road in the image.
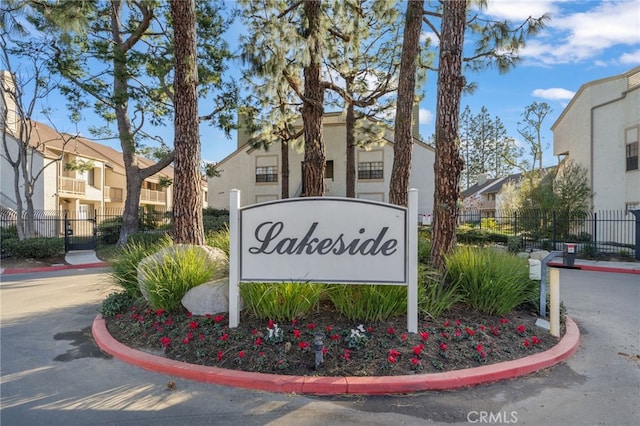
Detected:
[1,268,638,425]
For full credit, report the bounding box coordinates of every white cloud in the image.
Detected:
[520,0,640,65]
[481,0,559,21]
[532,87,576,100]
[419,109,433,125]
[619,49,640,65]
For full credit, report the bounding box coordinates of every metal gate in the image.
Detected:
[64,210,97,251]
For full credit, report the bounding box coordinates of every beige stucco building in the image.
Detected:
[207,111,436,216]
[552,66,640,211]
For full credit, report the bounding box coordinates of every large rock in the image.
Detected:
[181,277,243,315]
[137,244,228,301]
[529,250,551,261]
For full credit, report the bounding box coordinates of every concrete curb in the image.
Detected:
[92,315,581,395]
[1,262,108,275]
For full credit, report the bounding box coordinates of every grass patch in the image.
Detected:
[239,282,325,322]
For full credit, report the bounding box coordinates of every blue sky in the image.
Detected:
[19,0,640,168]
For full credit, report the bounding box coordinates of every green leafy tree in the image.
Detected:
[426,0,549,269]
[517,101,552,173]
[34,0,236,245]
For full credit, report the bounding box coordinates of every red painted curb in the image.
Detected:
[547,261,640,275]
[1,262,108,275]
[92,315,581,395]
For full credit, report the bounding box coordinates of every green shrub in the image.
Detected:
[327,284,409,322]
[205,226,230,258]
[240,282,325,321]
[457,228,488,245]
[97,216,124,245]
[445,247,537,316]
[418,266,464,318]
[2,237,64,259]
[138,246,217,312]
[108,235,172,297]
[203,214,229,233]
[507,236,523,253]
[481,217,498,230]
[100,291,137,317]
[417,237,431,265]
[128,231,170,245]
[1,225,18,240]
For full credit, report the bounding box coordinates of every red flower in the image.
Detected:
[238,350,245,358]
[456,319,461,326]
[420,331,430,341]
[213,314,225,323]
[531,336,541,344]
[252,328,258,336]
[199,333,205,342]
[443,320,450,327]
[367,326,374,333]
[186,331,193,340]
[476,343,484,352]
[388,349,400,357]
[516,324,526,334]
[306,322,316,330]
[216,351,223,361]
[479,351,486,359]
[492,327,500,336]
[523,339,530,347]
[267,319,274,329]
[293,329,301,339]
[322,347,328,355]
[411,357,420,366]
[259,352,265,357]
[439,342,448,351]
[387,355,397,363]
[441,332,449,339]
[455,328,462,337]
[254,337,263,346]
[465,327,475,336]
[325,325,332,332]
[330,334,341,341]
[182,337,190,344]
[189,321,199,330]
[401,333,407,342]
[220,333,228,341]
[160,337,171,347]
[500,318,509,324]
[186,312,192,317]
[387,327,396,335]
[298,341,309,349]
[155,309,165,316]
[116,314,122,319]
[413,345,423,356]
[343,349,351,361]
[479,325,486,331]
[292,319,298,325]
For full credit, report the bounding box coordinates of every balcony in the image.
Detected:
[140,188,167,204]
[105,186,123,202]
[478,199,496,210]
[58,176,85,196]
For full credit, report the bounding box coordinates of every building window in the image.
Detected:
[325,160,334,179]
[626,142,638,171]
[256,166,278,183]
[358,161,383,180]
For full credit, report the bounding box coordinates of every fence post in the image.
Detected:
[514,211,518,241]
[552,211,557,251]
[593,212,598,257]
[632,210,640,261]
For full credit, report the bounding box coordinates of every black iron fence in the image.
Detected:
[457,209,638,258]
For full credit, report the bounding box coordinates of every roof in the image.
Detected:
[460,178,501,198]
[24,120,174,180]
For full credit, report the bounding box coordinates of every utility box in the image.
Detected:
[563,243,576,267]
[528,259,541,280]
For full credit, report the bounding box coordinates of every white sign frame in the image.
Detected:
[228,189,418,333]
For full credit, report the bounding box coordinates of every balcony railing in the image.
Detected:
[140,188,167,204]
[478,200,496,210]
[58,176,85,196]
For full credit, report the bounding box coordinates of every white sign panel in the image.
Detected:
[240,198,406,283]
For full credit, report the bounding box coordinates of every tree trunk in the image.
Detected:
[281,139,289,198]
[302,0,325,197]
[389,0,423,206]
[430,0,467,270]
[171,0,204,245]
[345,96,356,198]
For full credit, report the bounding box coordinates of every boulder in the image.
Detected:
[181,277,243,315]
[137,244,228,301]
